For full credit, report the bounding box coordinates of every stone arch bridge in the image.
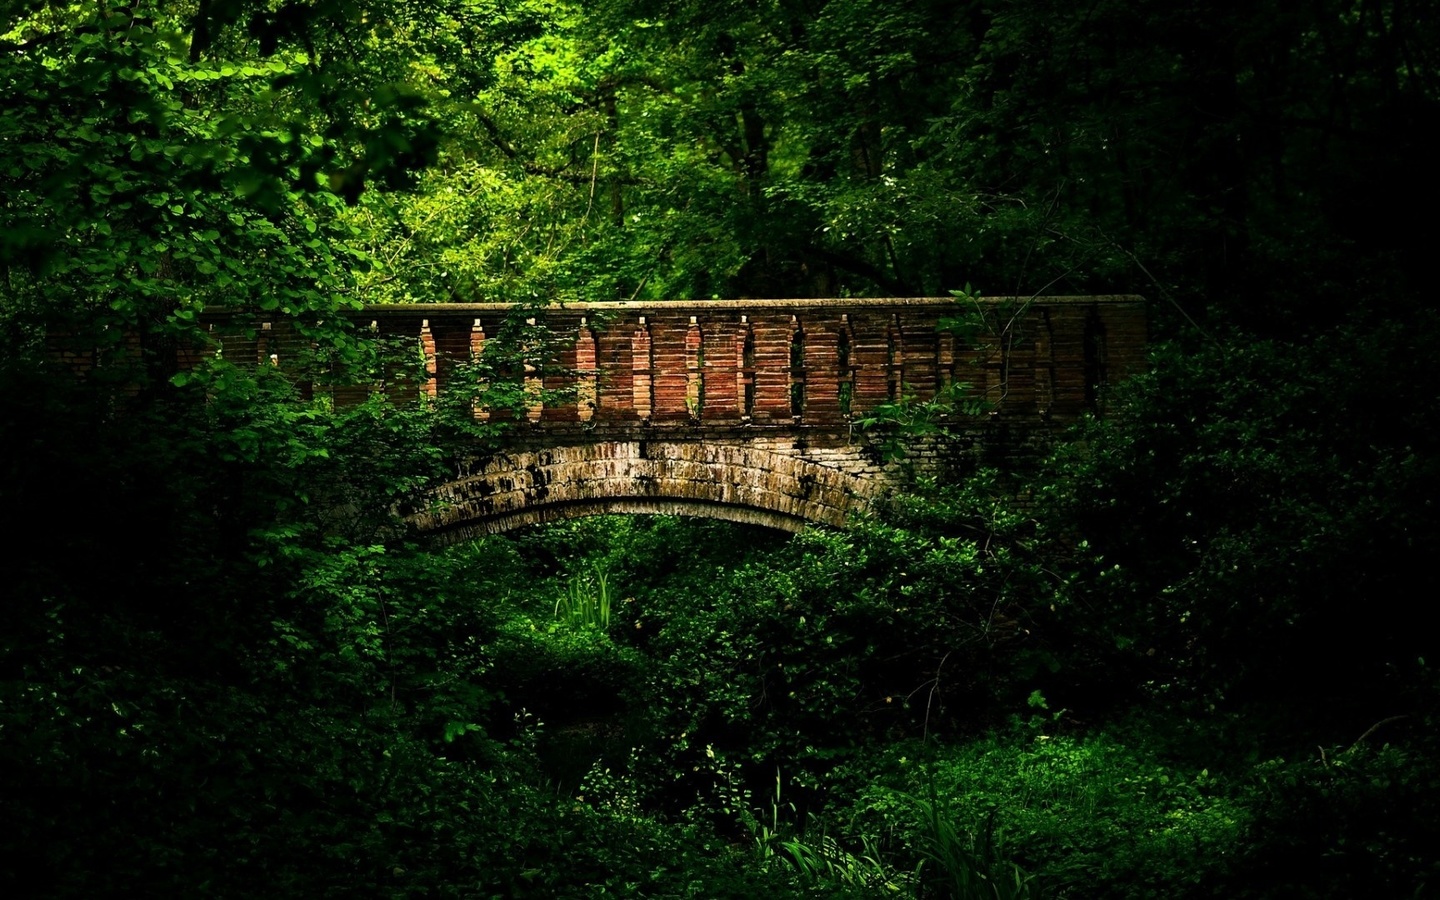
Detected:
[208,296,1146,537]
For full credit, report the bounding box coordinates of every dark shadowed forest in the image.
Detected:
[3,1,1438,896]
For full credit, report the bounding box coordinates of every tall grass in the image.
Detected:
[750,770,917,895]
[901,790,1040,900]
[554,564,612,630]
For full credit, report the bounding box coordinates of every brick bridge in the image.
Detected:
[210,296,1145,536]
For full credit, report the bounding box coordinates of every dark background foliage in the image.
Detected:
[3,0,1437,896]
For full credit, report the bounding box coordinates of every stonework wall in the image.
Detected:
[405,415,1078,539]
[409,431,889,541]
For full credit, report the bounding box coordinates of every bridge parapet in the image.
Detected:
[338,296,1145,426]
[60,296,1145,423]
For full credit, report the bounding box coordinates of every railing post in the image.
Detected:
[420,318,437,403]
[789,315,805,419]
[1033,309,1053,416]
[471,318,490,421]
[524,316,543,423]
[736,316,754,420]
[632,316,652,421]
[577,317,597,422]
[886,314,903,402]
[686,316,704,422]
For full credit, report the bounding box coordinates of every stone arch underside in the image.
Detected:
[407,440,889,542]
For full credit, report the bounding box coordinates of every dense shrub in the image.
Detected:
[833,724,1248,898]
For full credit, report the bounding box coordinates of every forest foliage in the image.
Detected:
[3,0,1439,896]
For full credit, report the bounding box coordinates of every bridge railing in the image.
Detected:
[169,296,1144,427]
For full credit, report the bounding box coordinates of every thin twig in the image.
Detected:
[581,132,600,227]
[922,652,951,743]
[1109,240,1218,345]
[1347,715,1407,753]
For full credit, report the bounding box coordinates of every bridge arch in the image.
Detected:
[407,439,888,542]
